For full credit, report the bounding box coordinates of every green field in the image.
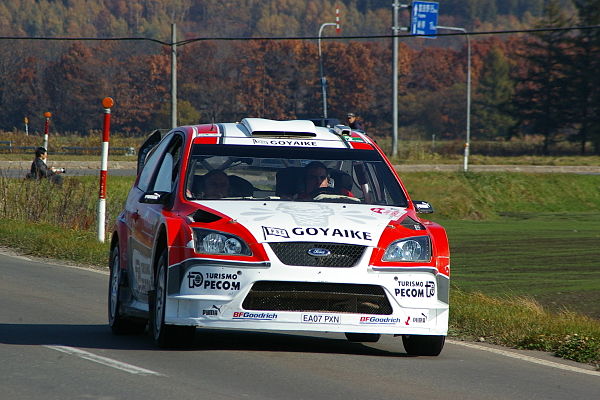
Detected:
[441,214,600,318]
[399,172,600,319]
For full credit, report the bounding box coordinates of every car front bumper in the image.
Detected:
[164,249,449,336]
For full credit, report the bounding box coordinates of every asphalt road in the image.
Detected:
[1,252,599,400]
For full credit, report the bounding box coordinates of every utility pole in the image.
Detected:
[317,8,340,121]
[437,26,471,172]
[392,2,409,158]
[318,22,336,120]
[171,23,177,129]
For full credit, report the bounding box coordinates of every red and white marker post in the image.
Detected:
[43,112,51,154]
[97,97,114,243]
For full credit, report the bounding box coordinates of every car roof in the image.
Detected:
[183,118,374,150]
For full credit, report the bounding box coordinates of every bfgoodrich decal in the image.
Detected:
[359,316,402,324]
[232,312,277,320]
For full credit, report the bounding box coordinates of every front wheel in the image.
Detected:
[151,249,195,348]
[108,245,145,334]
[402,335,445,356]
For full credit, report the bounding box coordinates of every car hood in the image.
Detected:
[198,201,408,246]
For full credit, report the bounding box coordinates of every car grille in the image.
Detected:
[242,281,393,315]
[269,242,366,267]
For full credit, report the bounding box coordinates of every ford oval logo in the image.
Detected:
[307,248,331,257]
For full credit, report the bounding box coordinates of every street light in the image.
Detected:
[318,22,337,120]
[437,26,471,172]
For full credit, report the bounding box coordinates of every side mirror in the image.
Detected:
[413,200,434,214]
[140,191,171,204]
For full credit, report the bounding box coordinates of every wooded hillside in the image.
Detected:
[0,0,598,154]
[0,0,558,38]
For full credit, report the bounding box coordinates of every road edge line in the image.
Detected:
[447,339,600,377]
[44,345,163,376]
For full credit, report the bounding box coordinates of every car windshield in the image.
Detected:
[184,144,408,206]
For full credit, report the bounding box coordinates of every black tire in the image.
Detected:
[108,245,146,334]
[402,335,445,356]
[345,333,381,343]
[151,249,195,348]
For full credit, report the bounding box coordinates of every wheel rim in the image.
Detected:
[154,264,165,337]
[109,250,120,322]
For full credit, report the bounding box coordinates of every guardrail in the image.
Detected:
[60,146,136,156]
[0,141,135,156]
[0,140,12,151]
[0,141,37,153]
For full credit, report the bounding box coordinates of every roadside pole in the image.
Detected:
[392,2,409,158]
[43,112,51,154]
[171,23,177,129]
[98,97,114,243]
[317,8,340,120]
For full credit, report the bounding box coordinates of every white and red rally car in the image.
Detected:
[109,118,450,355]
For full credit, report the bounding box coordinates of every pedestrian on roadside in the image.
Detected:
[346,113,365,131]
[27,146,64,185]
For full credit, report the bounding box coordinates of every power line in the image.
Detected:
[177,25,600,45]
[0,36,169,45]
[1,25,598,47]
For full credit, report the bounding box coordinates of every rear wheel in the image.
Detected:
[108,245,145,334]
[402,335,445,356]
[151,249,195,348]
[345,333,381,343]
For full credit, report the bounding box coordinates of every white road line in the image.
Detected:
[447,339,600,377]
[44,345,163,376]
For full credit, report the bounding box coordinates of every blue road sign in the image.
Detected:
[411,1,439,38]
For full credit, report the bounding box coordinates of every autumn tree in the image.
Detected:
[472,46,516,139]
[512,0,574,154]
[567,0,600,154]
[43,42,105,133]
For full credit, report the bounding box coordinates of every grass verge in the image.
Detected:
[451,289,600,366]
[0,218,109,265]
[0,172,598,366]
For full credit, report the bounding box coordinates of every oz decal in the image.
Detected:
[404,313,428,326]
[187,272,240,291]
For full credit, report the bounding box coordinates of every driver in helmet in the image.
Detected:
[302,161,329,197]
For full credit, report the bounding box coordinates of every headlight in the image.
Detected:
[192,228,252,256]
[382,236,431,262]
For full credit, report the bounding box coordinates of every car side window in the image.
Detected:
[153,153,173,192]
[149,134,183,193]
[137,133,173,192]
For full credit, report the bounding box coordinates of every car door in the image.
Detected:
[127,132,183,302]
